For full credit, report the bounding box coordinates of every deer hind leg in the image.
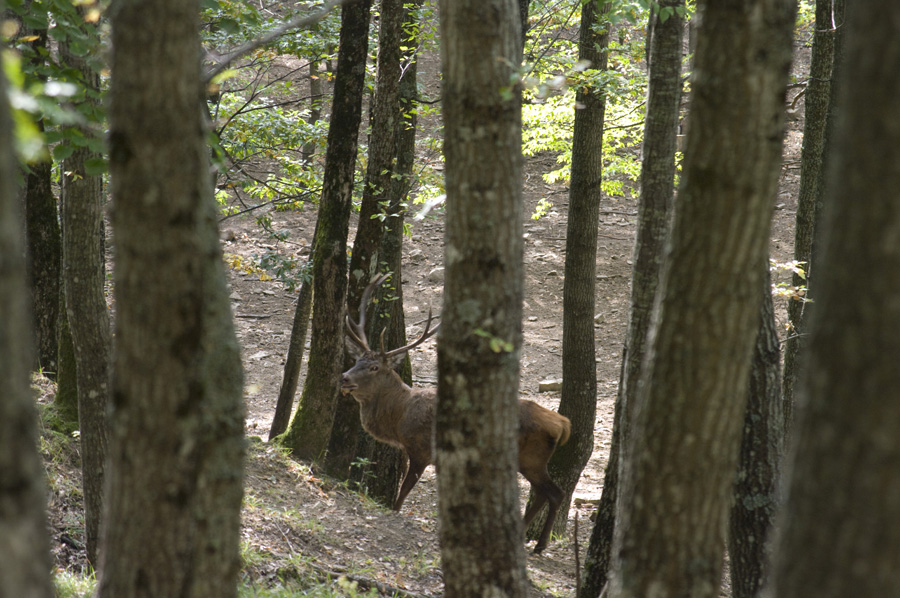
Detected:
[522,491,548,529]
[531,479,565,554]
[393,458,427,511]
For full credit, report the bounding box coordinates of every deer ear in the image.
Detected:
[345,335,366,360]
[387,350,408,370]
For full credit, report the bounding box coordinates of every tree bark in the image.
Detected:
[528,0,610,544]
[436,0,527,594]
[99,1,245,596]
[269,266,313,440]
[25,150,61,375]
[55,302,80,430]
[728,264,783,598]
[0,57,54,598]
[12,22,61,377]
[580,2,682,595]
[781,0,842,432]
[282,0,372,461]
[767,3,900,596]
[348,1,423,502]
[326,0,405,478]
[606,1,795,596]
[59,24,111,567]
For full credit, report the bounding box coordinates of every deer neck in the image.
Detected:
[354,377,414,446]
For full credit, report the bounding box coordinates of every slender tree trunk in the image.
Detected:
[580,4,682,595]
[0,59,54,598]
[302,60,323,165]
[518,0,529,51]
[61,144,111,569]
[269,267,313,440]
[25,151,60,375]
[326,0,405,478]
[13,22,61,377]
[55,302,80,430]
[99,1,245,596]
[767,3,900,596]
[436,0,527,594]
[781,0,841,431]
[282,0,372,461]
[728,264,783,598]
[59,25,111,567]
[606,1,795,596]
[527,0,610,544]
[349,1,423,502]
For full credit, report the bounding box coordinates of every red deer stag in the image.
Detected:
[340,274,571,554]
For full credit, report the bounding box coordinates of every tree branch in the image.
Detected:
[204,0,352,82]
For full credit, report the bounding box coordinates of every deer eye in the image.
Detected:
[368,364,379,372]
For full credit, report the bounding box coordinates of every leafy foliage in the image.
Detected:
[3,0,107,166]
[522,1,651,205]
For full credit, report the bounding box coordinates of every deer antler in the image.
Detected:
[383,309,440,358]
[346,272,391,351]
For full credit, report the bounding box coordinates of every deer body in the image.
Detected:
[342,274,571,554]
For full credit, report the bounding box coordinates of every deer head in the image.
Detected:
[340,273,439,398]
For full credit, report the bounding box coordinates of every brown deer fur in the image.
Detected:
[340,275,571,554]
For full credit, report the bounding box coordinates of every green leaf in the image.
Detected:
[52,143,76,161]
[85,137,105,154]
[84,157,107,176]
[218,18,241,34]
[23,12,49,30]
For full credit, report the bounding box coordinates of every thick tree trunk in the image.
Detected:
[60,27,111,567]
[781,0,841,431]
[436,0,527,594]
[579,3,682,595]
[606,1,795,596]
[283,0,372,461]
[99,1,245,596]
[0,61,54,598]
[326,0,405,478]
[728,264,783,598]
[528,0,610,544]
[767,3,900,596]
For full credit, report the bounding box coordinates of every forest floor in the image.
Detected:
[41,28,810,598]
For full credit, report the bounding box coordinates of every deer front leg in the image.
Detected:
[393,458,427,511]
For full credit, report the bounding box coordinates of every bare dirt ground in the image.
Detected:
[43,30,810,598]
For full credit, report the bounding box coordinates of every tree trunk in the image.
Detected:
[0,59,54,598]
[436,0,527,594]
[767,3,900,596]
[25,151,60,375]
[781,0,842,432]
[528,0,610,544]
[606,0,795,596]
[99,1,245,596]
[269,266,313,440]
[728,264,783,598]
[326,0,405,478]
[282,0,372,461]
[13,22,61,377]
[59,25,111,568]
[579,3,682,595]
[302,60,323,165]
[517,0,529,51]
[349,2,423,502]
[55,303,80,431]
